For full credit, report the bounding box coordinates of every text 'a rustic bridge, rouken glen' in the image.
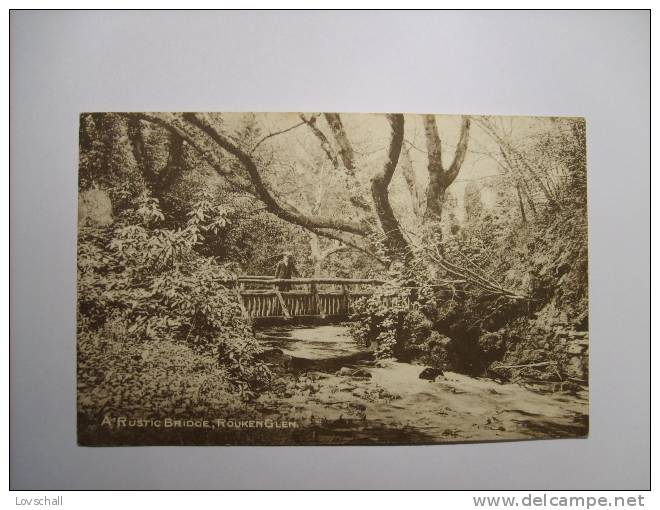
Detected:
[223,276,393,321]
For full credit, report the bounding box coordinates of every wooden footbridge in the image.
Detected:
[224,276,389,320]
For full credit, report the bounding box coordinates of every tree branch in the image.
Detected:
[443,116,471,186]
[182,113,369,237]
[250,120,306,154]
[127,116,156,185]
[157,131,185,194]
[308,227,386,266]
[423,115,443,174]
[475,118,557,207]
[323,113,355,173]
[300,114,340,170]
[321,243,349,260]
[400,143,424,218]
[423,115,471,223]
[123,112,250,195]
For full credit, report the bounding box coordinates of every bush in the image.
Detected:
[77,192,271,428]
[349,285,430,359]
[78,329,236,422]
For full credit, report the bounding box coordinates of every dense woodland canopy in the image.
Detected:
[77,111,588,438]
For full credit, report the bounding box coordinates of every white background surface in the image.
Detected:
[9,10,650,489]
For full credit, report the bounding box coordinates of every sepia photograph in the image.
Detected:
[76,111,589,446]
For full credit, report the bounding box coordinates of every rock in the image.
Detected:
[419,367,444,380]
[565,356,588,380]
[566,343,587,355]
[560,381,582,393]
[377,388,400,400]
[528,349,546,362]
[257,349,292,368]
[351,368,372,379]
[478,332,505,361]
[78,189,113,227]
[336,367,371,378]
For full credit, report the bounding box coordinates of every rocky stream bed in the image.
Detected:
[253,324,589,445]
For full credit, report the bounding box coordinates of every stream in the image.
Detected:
[255,324,589,445]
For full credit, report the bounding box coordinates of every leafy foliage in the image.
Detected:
[350,286,427,358]
[350,118,588,375]
[77,111,589,428]
[78,192,271,426]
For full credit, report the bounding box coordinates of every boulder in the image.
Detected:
[528,349,547,362]
[352,388,367,398]
[478,332,505,361]
[565,356,588,380]
[78,189,113,227]
[336,367,371,378]
[337,382,355,392]
[566,342,588,355]
[419,367,444,380]
[351,368,372,379]
[256,349,292,369]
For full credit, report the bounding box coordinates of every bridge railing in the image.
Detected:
[218,276,387,319]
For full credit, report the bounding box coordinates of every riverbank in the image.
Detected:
[78,324,587,446]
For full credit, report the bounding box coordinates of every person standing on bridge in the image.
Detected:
[274,252,299,291]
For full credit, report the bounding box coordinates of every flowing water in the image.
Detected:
[256,324,589,444]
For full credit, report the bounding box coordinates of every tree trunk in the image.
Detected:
[425,172,446,223]
[156,132,185,196]
[370,114,410,260]
[422,115,471,231]
[400,144,424,219]
[323,113,355,173]
[309,233,323,278]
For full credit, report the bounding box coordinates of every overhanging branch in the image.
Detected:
[182,113,370,237]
